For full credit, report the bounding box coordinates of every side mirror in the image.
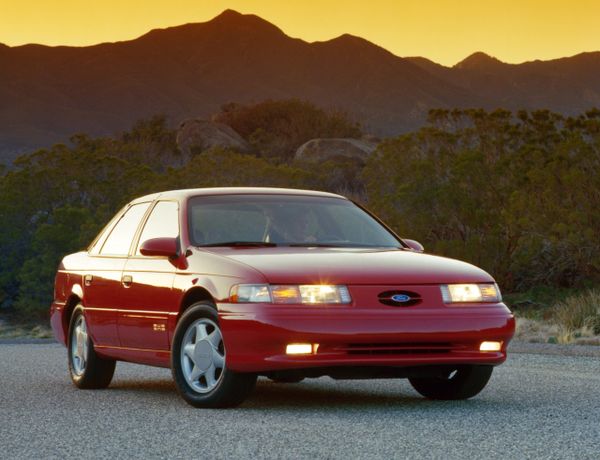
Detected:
[139,237,179,258]
[403,238,424,253]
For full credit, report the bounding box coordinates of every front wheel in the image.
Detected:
[68,305,116,389]
[408,365,493,400]
[171,302,257,408]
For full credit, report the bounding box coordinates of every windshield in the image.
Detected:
[188,194,402,248]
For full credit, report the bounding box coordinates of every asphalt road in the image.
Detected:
[1,344,599,459]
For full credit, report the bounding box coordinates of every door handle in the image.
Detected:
[84,274,93,286]
[121,275,133,287]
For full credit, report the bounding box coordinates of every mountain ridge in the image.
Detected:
[1,9,599,162]
[454,51,507,70]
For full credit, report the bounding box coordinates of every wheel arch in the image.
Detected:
[178,286,217,318]
[63,293,82,337]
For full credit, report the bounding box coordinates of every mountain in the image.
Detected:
[454,51,507,70]
[1,9,600,163]
[409,51,600,112]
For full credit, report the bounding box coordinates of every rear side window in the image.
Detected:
[135,201,179,254]
[88,207,125,255]
[100,202,150,256]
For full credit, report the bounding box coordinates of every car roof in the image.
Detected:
[130,187,346,204]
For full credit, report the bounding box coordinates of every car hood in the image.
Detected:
[203,247,494,285]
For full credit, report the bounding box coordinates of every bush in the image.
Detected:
[214,99,361,160]
[552,289,600,336]
[364,108,600,291]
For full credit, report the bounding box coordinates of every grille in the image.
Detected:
[343,342,455,355]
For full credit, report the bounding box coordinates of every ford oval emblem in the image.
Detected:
[391,294,411,303]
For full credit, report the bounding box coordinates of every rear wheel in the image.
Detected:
[68,305,116,389]
[171,302,257,408]
[409,365,493,400]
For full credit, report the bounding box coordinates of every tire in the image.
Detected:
[171,302,257,408]
[408,365,493,400]
[68,305,116,389]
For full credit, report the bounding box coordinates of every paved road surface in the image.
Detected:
[1,344,599,459]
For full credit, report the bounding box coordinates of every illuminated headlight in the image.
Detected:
[274,285,351,304]
[229,284,352,304]
[440,283,502,303]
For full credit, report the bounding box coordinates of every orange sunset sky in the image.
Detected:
[1,0,599,66]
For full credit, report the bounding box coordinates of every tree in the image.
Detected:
[364,109,600,291]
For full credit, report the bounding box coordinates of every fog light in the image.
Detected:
[286,343,317,355]
[480,341,502,352]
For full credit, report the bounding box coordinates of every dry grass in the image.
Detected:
[514,317,559,343]
[515,317,600,345]
[552,289,600,331]
[515,289,600,345]
[0,320,53,339]
[551,289,600,344]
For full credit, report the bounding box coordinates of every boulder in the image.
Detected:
[294,138,378,163]
[177,119,251,156]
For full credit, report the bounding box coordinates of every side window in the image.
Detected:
[135,201,179,254]
[88,206,127,255]
[100,202,150,256]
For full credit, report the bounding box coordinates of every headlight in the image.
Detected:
[229,284,352,304]
[440,283,501,303]
[229,284,272,303]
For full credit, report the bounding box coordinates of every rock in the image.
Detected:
[294,138,377,162]
[176,119,251,156]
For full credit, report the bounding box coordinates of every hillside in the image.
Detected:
[1,9,600,162]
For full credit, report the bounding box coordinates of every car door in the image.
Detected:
[84,202,151,347]
[118,200,180,350]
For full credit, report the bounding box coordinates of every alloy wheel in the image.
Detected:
[180,318,225,393]
[70,315,88,376]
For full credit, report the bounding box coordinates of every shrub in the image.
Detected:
[552,289,600,336]
[214,99,361,160]
[364,108,600,291]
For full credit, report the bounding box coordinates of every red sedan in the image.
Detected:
[50,187,515,407]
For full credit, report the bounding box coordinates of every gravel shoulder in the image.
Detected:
[509,340,600,357]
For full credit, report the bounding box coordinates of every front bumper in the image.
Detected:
[218,302,515,373]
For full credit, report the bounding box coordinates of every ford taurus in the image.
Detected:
[50,187,515,407]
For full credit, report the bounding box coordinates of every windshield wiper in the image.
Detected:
[198,241,278,247]
[287,243,345,247]
[288,243,404,248]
